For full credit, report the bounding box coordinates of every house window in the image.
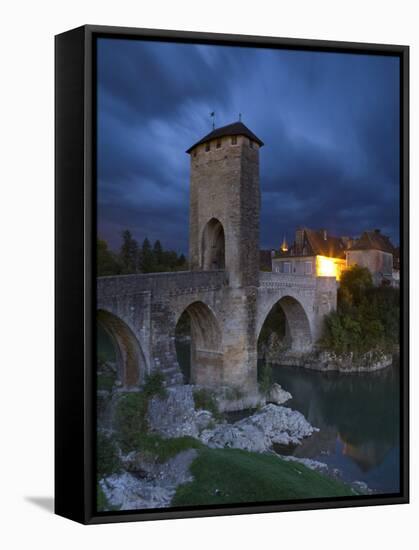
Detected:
[205,142,210,152]
[249,140,254,149]
[283,262,291,274]
[216,139,222,149]
[193,150,197,157]
[231,136,237,145]
[305,261,312,275]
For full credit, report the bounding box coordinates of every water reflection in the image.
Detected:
[271,363,400,493]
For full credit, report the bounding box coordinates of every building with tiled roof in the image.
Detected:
[272,226,398,286]
[346,229,395,285]
[272,227,349,280]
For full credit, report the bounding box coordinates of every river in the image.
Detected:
[175,339,400,494]
[269,362,400,494]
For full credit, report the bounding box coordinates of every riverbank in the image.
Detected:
[263,348,395,373]
[97,383,364,511]
[99,442,357,511]
[173,447,355,506]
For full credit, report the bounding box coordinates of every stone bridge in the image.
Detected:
[97,121,337,398]
[97,270,336,394]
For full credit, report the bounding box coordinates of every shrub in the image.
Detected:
[113,374,168,454]
[258,363,273,396]
[143,372,167,398]
[222,386,244,402]
[193,388,220,419]
[96,483,120,512]
[339,265,373,307]
[114,392,149,453]
[97,431,120,478]
[133,434,204,463]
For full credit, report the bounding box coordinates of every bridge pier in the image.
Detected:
[218,287,259,394]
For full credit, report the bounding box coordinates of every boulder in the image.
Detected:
[267,383,292,405]
[200,422,268,452]
[147,385,214,438]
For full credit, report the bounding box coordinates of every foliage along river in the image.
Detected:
[176,340,400,494]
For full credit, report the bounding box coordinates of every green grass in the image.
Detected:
[173,448,355,506]
[114,388,204,458]
[133,434,205,463]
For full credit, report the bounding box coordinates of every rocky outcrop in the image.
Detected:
[304,350,393,373]
[200,404,318,452]
[270,349,393,373]
[147,385,214,438]
[100,449,198,511]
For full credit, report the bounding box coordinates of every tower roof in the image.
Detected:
[186,121,264,153]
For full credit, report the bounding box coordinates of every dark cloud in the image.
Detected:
[97,38,400,253]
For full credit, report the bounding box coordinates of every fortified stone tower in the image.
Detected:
[186,122,264,394]
[186,121,263,288]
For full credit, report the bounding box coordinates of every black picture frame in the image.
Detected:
[55,24,409,525]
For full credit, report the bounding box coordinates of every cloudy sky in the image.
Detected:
[97,38,400,254]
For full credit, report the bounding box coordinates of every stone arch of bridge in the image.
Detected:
[258,295,312,354]
[97,309,146,388]
[201,217,225,270]
[174,300,223,386]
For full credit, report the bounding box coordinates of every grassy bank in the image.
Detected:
[173,447,355,506]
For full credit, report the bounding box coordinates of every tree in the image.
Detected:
[320,264,399,356]
[120,230,139,274]
[339,265,373,307]
[97,239,121,276]
[153,240,163,266]
[177,253,188,269]
[140,237,154,273]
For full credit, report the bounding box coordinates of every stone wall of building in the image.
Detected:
[346,249,393,283]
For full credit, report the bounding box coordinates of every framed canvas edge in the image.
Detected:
[54,24,410,526]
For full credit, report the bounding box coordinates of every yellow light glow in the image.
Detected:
[316,255,339,279]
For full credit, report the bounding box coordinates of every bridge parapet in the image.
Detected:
[259,271,317,290]
[97,270,228,299]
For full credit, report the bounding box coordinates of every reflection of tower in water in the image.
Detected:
[338,434,393,472]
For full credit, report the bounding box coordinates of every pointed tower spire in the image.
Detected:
[280,235,288,253]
